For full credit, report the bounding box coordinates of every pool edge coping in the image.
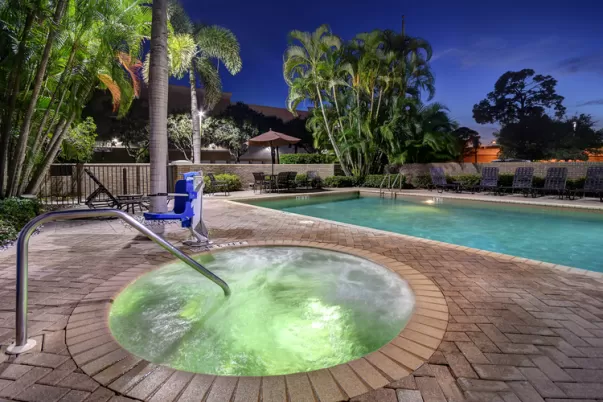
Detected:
[65,241,448,402]
[226,193,603,279]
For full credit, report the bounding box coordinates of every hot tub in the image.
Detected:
[109,246,415,376]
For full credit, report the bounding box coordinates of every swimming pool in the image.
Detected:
[247,193,603,272]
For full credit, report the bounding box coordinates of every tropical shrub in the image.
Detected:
[412,174,433,188]
[280,154,334,164]
[362,175,386,188]
[204,174,243,193]
[0,219,18,247]
[0,198,42,247]
[446,174,480,187]
[498,174,515,187]
[323,176,359,188]
[567,177,586,190]
[0,198,42,229]
[295,173,307,184]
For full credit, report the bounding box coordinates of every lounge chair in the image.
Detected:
[568,166,603,202]
[206,173,229,196]
[498,167,534,197]
[538,167,567,199]
[473,167,499,193]
[84,168,123,209]
[429,167,461,193]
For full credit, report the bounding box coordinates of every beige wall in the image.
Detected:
[40,163,336,199]
[172,163,335,188]
[397,162,603,182]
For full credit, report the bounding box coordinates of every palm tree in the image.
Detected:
[0,0,151,196]
[145,4,241,163]
[390,102,459,163]
[148,0,169,215]
[284,25,352,176]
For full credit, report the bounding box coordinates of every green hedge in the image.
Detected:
[323,174,407,188]
[204,173,243,193]
[0,198,42,247]
[412,172,588,190]
[280,154,335,164]
[361,174,407,188]
[323,176,360,188]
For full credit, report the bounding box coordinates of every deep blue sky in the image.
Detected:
[181,0,603,140]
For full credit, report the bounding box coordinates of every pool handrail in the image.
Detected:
[6,208,230,355]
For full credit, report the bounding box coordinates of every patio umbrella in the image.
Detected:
[247,129,301,176]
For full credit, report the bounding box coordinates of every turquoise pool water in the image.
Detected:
[248,194,603,272]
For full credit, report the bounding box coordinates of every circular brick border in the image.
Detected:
[65,241,448,401]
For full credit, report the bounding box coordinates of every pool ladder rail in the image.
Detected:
[379,173,403,199]
[6,208,231,355]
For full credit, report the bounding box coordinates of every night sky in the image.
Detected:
[181,0,603,140]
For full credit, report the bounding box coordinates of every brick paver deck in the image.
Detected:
[1,194,603,401]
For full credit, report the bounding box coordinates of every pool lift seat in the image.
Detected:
[144,171,209,247]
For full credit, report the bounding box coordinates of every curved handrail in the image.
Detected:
[7,208,230,354]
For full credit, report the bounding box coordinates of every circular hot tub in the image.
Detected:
[109,246,414,376]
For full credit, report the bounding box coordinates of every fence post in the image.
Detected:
[136,166,141,194]
[76,164,84,203]
[122,168,128,194]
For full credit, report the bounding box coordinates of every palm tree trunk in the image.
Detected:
[7,0,68,196]
[148,0,169,218]
[24,113,75,195]
[189,68,201,163]
[0,10,35,197]
[315,84,351,176]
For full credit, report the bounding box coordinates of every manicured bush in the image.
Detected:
[412,174,432,189]
[446,174,480,187]
[498,173,515,187]
[323,176,359,188]
[0,197,41,229]
[280,153,335,164]
[0,219,18,247]
[0,198,42,247]
[295,173,308,184]
[567,177,586,190]
[204,173,243,193]
[361,174,407,188]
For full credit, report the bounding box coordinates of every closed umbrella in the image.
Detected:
[247,129,301,177]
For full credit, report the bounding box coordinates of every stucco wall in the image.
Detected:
[397,162,603,181]
[172,163,335,188]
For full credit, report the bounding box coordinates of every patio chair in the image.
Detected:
[473,167,499,193]
[538,167,568,199]
[429,167,461,193]
[498,167,535,197]
[252,172,268,194]
[307,171,323,189]
[84,168,123,209]
[206,173,229,196]
[568,166,603,202]
[287,171,298,190]
[274,172,292,193]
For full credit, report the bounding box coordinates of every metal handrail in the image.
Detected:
[6,208,230,354]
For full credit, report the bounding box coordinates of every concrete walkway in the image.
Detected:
[0,195,603,401]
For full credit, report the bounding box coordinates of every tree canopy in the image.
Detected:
[284,25,459,176]
[473,69,566,125]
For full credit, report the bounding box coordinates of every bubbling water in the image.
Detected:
[109,247,414,376]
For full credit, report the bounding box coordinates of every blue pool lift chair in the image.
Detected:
[144,171,209,246]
